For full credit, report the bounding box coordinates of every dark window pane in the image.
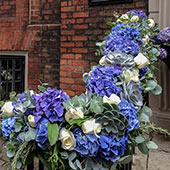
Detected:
[0,55,25,100]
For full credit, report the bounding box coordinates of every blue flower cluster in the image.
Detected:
[1,117,16,139]
[73,128,99,157]
[98,134,128,163]
[104,24,141,55]
[118,99,139,131]
[86,66,122,97]
[34,88,69,123]
[157,26,170,46]
[139,66,148,78]
[127,10,147,18]
[35,118,49,149]
[159,48,167,59]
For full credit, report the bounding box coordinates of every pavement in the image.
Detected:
[0,134,170,170]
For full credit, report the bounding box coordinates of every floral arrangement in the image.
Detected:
[0,10,169,170]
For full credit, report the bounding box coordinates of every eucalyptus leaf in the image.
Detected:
[14,122,22,133]
[69,161,77,170]
[16,161,22,169]
[138,143,149,155]
[146,80,157,90]
[146,141,158,149]
[135,136,145,144]
[25,128,36,142]
[142,106,152,117]
[47,122,59,146]
[152,84,162,95]
[6,149,15,158]
[118,155,132,164]
[138,112,150,122]
[82,73,89,83]
[69,151,77,161]
[38,85,46,92]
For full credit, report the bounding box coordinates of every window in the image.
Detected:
[89,0,133,6]
[0,55,25,100]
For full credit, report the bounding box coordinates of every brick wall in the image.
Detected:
[60,0,148,97]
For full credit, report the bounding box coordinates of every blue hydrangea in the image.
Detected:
[139,66,148,78]
[157,26,170,46]
[34,88,69,123]
[73,128,99,157]
[35,118,49,149]
[86,66,122,97]
[98,134,128,163]
[118,99,139,131]
[159,48,167,59]
[104,24,141,55]
[1,117,16,140]
[127,10,147,18]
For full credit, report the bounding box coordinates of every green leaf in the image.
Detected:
[14,122,22,133]
[38,85,46,92]
[142,106,152,117]
[25,128,36,142]
[69,151,77,161]
[47,122,59,146]
[139,112,150,122]
[138,143,149,154]
[6,149,15,158]
[146,80,157,90]
[17,161,22,169]
[69,161,77,170]
[152,84,162,95]
[135,136,145,144]
[146,141,158,149]
[90,99,103,114]
[82,73,89,83]
[118,155,132,164]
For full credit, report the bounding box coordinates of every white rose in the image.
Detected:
[148,19,155,28]
[82,119,101,137]
[103,93,121,105]
[99,56,107,66]
[130,15,139,22]
[65,107,84,124]
[134,53,150,69]
[28,115,36,127]
[59,128,76,151]
[123,69,139,83]
[142,35,150,44]
[1,102,14,116]
[120,14,129,20]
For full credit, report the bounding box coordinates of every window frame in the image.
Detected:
[89,0,133,6]
[0,53,27,100]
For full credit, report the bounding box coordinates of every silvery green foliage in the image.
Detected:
[95,103,128,138]
[105,50,135,69]
[13,104,27,116]
[121,81,143,107]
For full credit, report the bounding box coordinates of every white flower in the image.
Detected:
[120,14,129,20]
[59,128,76,151]
[82,119,101,137]
[99,56,107,66]
[123,69,139,83]
[65,107,84,124]
[130,15,139,22]
[1,102,14,116]
[148,19,155,28]
[142,35,150,44]
[134,53,150,69]
[28,115,36,127]
[116,19,121,23]
[103,93,121,105]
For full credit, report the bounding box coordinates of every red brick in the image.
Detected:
[60,66,75,72]
[60,60,68,65]
[76,19,84,23]
[61,13,67,19]
[61,6,75,12]
[61,36,67,41]
[61,1,67,6]
[75,54,83,60]
[60,71,67,77]
[136,1,145,7]
[72,48,88,53]
[61,30,75,35]
[75,42,83,47]
[72,36,88,41]
[61,54,74,59]
[72,72,83,78]
[72,85,85,92]
[72,60,89,66]
[61,42,75,47]
[73,12,89,18]
[63,90,75,97]
[62,19,76,24]
[73,24,88,29]
[60,77,75,84]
